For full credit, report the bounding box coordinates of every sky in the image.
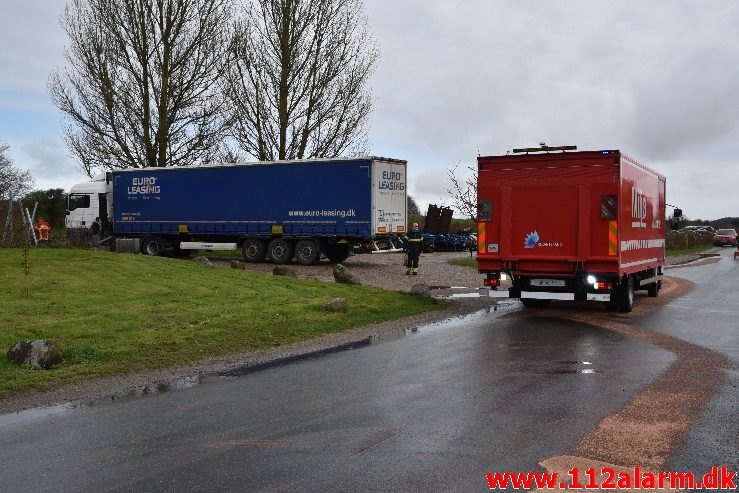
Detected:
[1,1,739,219]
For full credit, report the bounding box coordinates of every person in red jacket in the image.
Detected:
[35,218,51,242]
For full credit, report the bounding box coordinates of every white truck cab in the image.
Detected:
[65,173,109,231]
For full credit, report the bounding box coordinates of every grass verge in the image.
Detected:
[0,248,443,397]
[665,244,715,256]
[449,258,477,268]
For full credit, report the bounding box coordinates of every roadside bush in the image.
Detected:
[666,230,713,250]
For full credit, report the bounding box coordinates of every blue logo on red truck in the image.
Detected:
[524,230,540,248]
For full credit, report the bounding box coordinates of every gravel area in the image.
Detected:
[211,250,486,293]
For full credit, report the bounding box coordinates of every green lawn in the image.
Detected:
[0,248,442,397]
[449,258,477,268]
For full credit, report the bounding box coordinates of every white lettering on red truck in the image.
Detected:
[631,185,647,228]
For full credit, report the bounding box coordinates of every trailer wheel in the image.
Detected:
[242,239,267,263]
[325,244,350,263]
[617,276,635,312]
[521,298,551,308]
[142,236,164,256]
[295,239,320,265]
[268,238,294,264]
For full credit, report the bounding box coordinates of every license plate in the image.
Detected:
[530,279,566,287]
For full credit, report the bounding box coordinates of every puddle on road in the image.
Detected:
[513,360,600,375]
[0,375,208,429]
[0,402,76,428]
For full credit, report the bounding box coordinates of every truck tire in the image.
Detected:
[242,239,267,263]
[617,276,635,312]
[521,298,551,308]
[142,236,164,256]
[644,268,660,297]
[295,239,320,265]
[268,238,294,264]
[325,244,350,263]
[647,281,659,297]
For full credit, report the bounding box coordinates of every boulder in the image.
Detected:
[230,259,246,270]
[409,283,432,298]
[273,265,297,277]
[323,297,348,312]
[193,256,213,267]
[333,263,360,285]
[7,340,62,369]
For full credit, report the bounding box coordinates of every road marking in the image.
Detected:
[666,304,739,315]
[207,439,310,449]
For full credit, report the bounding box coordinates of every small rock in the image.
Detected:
[7,340,62,369]
[323,297,348,312]
[409,283,432,297]
[230,259,246,270]
[193,256,213,267]
[333,263,360,285]
[273,265,297,277]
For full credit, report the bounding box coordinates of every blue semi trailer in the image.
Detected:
[66,157,407,264]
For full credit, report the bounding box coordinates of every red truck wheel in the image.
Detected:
[616,276,635,312]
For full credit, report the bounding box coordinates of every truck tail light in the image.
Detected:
[484,279,500,287]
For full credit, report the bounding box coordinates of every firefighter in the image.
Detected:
[404,222,423,275]
[89,216,102,243]
[34,218,51,242]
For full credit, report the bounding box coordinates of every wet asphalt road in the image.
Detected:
[1,249,737,492]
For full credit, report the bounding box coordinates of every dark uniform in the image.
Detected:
[404,230,423,274]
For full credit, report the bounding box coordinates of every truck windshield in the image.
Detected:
[67,194,90,211]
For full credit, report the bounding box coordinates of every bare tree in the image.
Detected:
[49,0,233,176]
[446,162,477,222]
[0,144,35,200]
[227,0,378,161]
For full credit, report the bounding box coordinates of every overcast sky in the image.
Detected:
[1,1,738,219]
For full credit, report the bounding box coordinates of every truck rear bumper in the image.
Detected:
[482,289,611,302]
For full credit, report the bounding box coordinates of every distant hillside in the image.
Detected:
[709,217,739,229]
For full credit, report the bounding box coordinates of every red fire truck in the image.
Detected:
[476,146,665,312]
